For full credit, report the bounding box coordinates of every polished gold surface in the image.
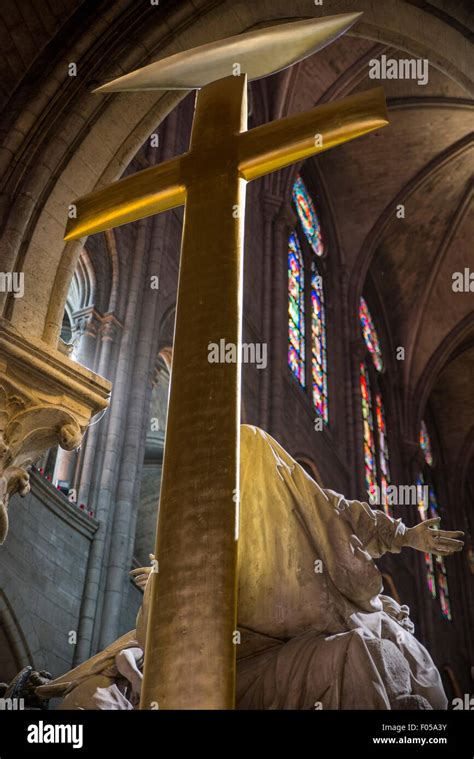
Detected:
[93,13,362,92]
[239,87,388,180]
[63,14,389,710]
[64,87,387,241]
[140,74,246,710]
[64,160,184,240]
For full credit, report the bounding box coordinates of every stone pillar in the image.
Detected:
[338,265,358,495]
[98,208,167,650]
[76,315,121,506]
[52,308,101,490]
[72,308,101,367]
[259,192,282,431]
[0,320,110,544]
[97,110,181,651]
[72,219,149,665]
[349,337,367,499]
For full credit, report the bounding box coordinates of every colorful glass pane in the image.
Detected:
[359,297,383,372]
[292,176,324,256]
[417,472,452,619]
[420,420,433,466]
[417,473,436,599]
[429,484,452,620]
[311,270,328,422]
[375,392,391,515]
[360,361,377,502]
[288,232,305,386]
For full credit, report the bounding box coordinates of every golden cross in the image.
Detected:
[64,13,389,709]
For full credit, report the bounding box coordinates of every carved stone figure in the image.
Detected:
[56,422,82,451]
[36,426,463,710]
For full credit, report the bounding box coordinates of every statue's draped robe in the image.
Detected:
[236,426,446,709]
[38,425,447,710]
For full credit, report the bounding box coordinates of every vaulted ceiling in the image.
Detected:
[0,0,472,489]
[251,26,473,488]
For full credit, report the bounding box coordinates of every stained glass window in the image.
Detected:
[420,420,433,466]
[375,392,390,508]
[312,269,328,422]
[292,176,324,256]
[417,471,452,620]
[288,231,305,386]
[417,472,437,599]
[359,297,383,372]
[360,362,377,502]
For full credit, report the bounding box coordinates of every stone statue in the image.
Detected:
[35,426,463,710]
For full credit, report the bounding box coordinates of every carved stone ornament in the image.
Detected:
[0,319,110,543]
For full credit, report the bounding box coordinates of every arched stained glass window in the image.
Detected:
[288,177,328,421]
[360,361,377,501]
[417,469,452,620]
[288,231,305,386]
[359,299,391,513]
[292,176,324,256]
[312,269,328,422]
[420,420,433,465]
[359,296,383,372]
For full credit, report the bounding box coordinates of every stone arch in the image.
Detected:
[412,318,474,444]
[66,248,97,317]
[1,0,471,346]
[348,134,473,354]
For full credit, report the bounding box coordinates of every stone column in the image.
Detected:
[259,192,282,431]
[0,320,110,544]
[97,109,180,651]
[98,208,167,650]
[72,219,149,665]
[76,315,121,506]
[338,265,358,496]
[349,337,367,499]
[52,308,100,490]
[72,308,101,368]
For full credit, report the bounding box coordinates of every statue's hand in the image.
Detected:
[404,518,464,556]
[129,554,156,589]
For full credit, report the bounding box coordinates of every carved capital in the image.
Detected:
[0,320,110,543]
[99,314,121,343]
[72,308,101,341]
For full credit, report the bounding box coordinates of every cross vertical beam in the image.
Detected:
[62,25,389,711]
[140,75,247,709]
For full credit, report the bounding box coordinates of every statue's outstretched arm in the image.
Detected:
[330,492,464,559]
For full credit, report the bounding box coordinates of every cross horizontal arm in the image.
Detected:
[64,157,185,240]
[238,87,389,181]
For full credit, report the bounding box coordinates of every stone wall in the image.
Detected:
[0,471,97,679]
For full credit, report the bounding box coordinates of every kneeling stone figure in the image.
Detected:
[37,426,464,710]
